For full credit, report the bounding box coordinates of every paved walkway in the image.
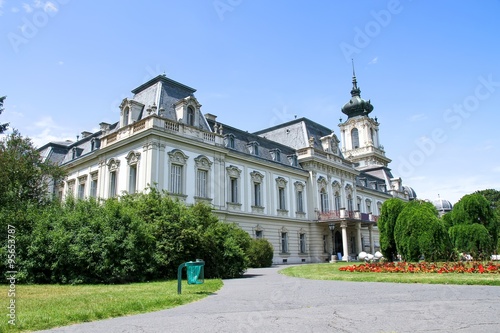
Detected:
[39,266,500,333]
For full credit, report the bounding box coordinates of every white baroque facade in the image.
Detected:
[40,73,415,264]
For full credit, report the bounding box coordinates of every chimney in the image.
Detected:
[205,113,217,121]
[81,131,92,138]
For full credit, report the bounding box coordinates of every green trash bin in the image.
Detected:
[185,260,204,285]
[177,259,205,294]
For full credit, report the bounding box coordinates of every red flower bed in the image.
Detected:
[338,261,500,274]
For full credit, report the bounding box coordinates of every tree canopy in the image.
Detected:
[0,130,65,209]
[0,96,8,133]
[377,198,406,261]
[394,200,449,262]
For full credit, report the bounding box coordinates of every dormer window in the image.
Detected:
[187,106,195,126]
[123,107,130,126]
[270,148,281,162]
[224,134,235,149]
[91,138,100,151]
[247,141,259,156]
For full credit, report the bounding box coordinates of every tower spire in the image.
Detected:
[350,59,360,97]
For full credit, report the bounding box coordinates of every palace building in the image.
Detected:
[39,71,415,264]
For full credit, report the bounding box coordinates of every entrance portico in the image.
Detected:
[320,208,378,261]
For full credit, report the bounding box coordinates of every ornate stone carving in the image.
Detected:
[107,158,120,171]
[168,149,189,165]
[250,170,264,183]
[226,165,242,178]
[275,176,288,187]
[126,151,141,165]
[194,155,213,169]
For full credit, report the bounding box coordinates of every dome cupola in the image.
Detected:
[341,62,374,118]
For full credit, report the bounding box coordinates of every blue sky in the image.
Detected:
[1,0,499,204]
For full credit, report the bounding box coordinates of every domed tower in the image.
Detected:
[338,65,391,169]
[432,196,453,216]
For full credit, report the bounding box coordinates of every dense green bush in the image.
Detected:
[394,201,450,262]
[9,189,252,284]
[377,198,406,261]
[448,223,493,260]
[247,238,274,268]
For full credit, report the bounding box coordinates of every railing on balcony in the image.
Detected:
[101,115,224,149]
[318,209,379,223]
[318,210,341,221]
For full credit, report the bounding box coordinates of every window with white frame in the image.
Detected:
[334,191,341,211]
[67,180,76,197]
[320,189,329,213]
[77,176,86,199]
[276,177,288,211]
[129,164,137,194]
[250,171,264,207]
[170,164,183,194]
[90,172,98,198]
[107,158,120,198]
[357,196,362,211]
[366,199,372,213]
[225,134,235,149]
[168,149,189,196]
[109,171,117,197]
[347,194,353,212]
[195,155,212,199]
[299,233,306,254]
[126,151,140,195]
[247,141,259,156]
[294,181,305,213]
[226,165,242,204]
[351,128,359,149]
[281,232,288,253]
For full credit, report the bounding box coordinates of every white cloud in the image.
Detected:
[368,57,378,65]
[44,1,57,13]
[492,166,500,173]
[58,60,64,66]
[11,7,19,13]
[23,3,33,13]
[409,113,427,122]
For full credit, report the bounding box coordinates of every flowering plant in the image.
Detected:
[338,261,500,274]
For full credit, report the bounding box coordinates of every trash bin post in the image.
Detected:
[177,262,186,294]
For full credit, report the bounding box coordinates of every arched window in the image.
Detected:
[187,106,195,126]
[123,107,129,126]
[351,128,359,149]
[347,194,353,212]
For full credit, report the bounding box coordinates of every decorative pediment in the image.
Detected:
[168,149,189,165]
[107,158,120,171]
[194,155,212,169]
[332,180,341,191]
[294,181,305,191]
[250,170,264,183]
[345,183,353,195]
[317,176,327,191]
[126,151,141,165]
[226,165,242,178]
[275,176,288,188]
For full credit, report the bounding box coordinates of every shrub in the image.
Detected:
[247,238,274,268]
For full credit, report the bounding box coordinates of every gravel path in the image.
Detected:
[37,266,500,333]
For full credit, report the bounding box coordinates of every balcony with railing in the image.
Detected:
[101,115,224,148]
[317,209,378,223]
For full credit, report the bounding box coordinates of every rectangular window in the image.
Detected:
[129,164,137,194]
[278,187,286,210]
[230,177,238,203]
[90,178,98,198]
[321,192,329,212]
[323,235,328,253]
[78,183,85,199]
[109,171,117,197]
[254,182,261,206]
[170,164,183,194]
[335,193,341,211]
[196,169,208,198]
[281,232,288,253]
[255,230,263,239]
[297,190,304,213]
[300,233,306,254]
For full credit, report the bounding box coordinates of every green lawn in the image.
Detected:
[280,262,500,286]
[1,279,222,332]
